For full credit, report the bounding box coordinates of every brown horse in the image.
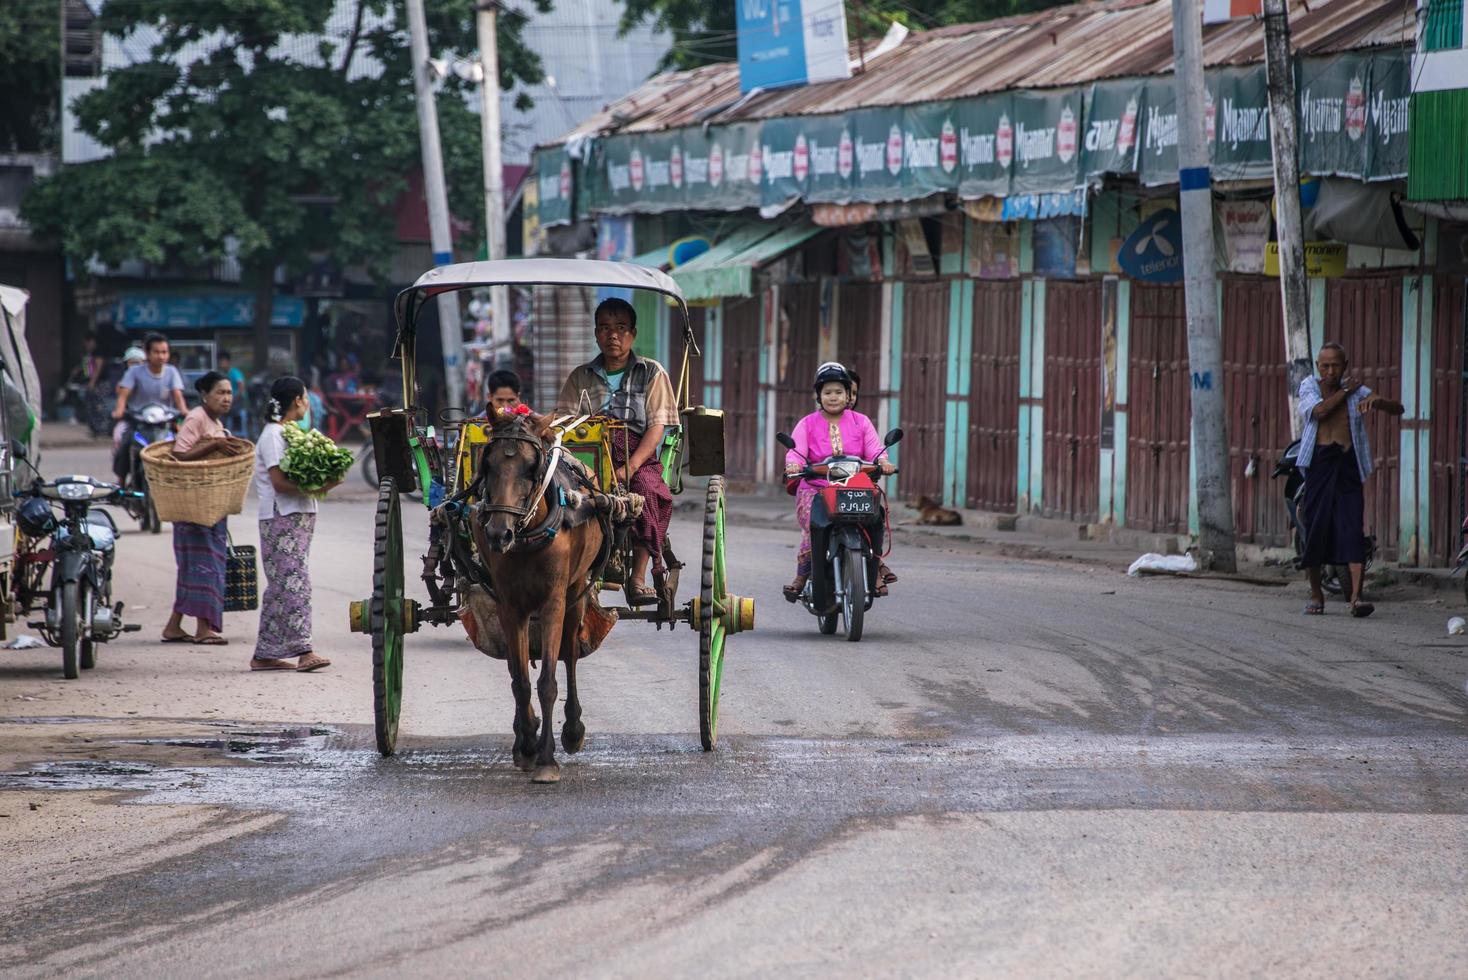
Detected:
[471,413,604,784]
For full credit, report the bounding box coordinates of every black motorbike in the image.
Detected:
[777,427,902,642]
[15,475,142,679]
[1271,439,1375,595]
[121,402,179,533]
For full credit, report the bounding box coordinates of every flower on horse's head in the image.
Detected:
[511,403,531,416]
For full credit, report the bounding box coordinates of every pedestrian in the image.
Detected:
[217,349,250,438]
[250,376,337,672]
[1297,342,1404,617]
[163,371,247,645]
[111,333,188,481]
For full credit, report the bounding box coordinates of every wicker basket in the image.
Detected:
[141,438,256,526]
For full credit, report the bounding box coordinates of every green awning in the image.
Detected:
[671,222,823,301]
[630,246,669,269]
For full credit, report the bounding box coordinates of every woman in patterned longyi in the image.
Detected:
[249,376,341,672]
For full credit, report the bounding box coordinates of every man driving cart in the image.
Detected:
[555,297,679,606]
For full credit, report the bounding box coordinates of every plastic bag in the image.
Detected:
[1127,553,1199,577]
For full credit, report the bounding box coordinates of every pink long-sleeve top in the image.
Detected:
[786,409,885,491]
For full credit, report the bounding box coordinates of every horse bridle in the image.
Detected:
[480,425,564,533]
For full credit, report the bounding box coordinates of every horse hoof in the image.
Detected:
[512,747,535,772]
[562,723,586,755]
[531,763,561,784]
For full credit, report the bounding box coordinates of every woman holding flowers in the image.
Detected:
[250,376,345,672]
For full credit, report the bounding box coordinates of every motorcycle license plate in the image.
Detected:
[836,489,874,514]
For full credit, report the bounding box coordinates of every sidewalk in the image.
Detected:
[697,487,1465,594]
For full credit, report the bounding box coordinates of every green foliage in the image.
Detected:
[617,0,1071,71]
[0,3,61,152]
[23,0,550,283]
[280,423,355,491]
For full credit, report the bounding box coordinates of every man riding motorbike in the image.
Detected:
[555,297,680,605]
[111,332,188,480]
[783,362,896,602]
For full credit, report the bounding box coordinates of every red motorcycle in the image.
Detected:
[777,428,901,642]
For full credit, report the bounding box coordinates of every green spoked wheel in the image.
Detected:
[698,477,727,751]
[372,478,405,756]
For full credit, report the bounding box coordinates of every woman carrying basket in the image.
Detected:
[162,372,247,645]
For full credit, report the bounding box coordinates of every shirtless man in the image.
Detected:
[1296,342,1403,617]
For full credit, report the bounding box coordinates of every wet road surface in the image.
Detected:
[2,449,1467,975]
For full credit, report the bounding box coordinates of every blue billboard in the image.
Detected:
[736,0,851,94]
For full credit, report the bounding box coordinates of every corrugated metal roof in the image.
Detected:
[550,0,1414,147]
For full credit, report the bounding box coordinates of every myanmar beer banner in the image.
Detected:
[539,47,1409,223]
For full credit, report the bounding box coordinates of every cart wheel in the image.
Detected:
[371,477,405,756]
[699,477,729,751]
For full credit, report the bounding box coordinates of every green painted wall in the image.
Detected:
[1409,89,1468,201]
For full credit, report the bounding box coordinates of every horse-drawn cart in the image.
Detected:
[348,260,754,766]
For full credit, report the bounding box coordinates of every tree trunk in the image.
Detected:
[250,262,274,375]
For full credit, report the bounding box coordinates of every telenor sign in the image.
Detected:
[736,0,852,95]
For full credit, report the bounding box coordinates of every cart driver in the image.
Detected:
[556,297,679,606]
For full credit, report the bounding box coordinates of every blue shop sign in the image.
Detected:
[118,293,305,329]
[1118,208,1184,283]
[736,0,850,94]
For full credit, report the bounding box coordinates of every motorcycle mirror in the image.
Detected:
[776,432,796,451]
[883,428,904,447]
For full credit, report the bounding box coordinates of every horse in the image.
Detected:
[470,413,606,784]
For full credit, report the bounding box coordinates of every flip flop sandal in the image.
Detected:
[250,657,296,671]
[625,586,658,607]
[1350,601,1375,619]
[880,568,898,585]
[161,634,193,644]
[1303,601,1325,615]
[295,654,332,672]
[193,635,229,645]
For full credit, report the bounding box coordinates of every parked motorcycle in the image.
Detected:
[776,427,902,642]
[14,474,143,678]
[122,402,180,533]
[1271,439,1375,595]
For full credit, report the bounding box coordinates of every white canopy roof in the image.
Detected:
[394,258,690,337]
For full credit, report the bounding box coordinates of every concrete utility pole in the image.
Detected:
[405,0,466,409]
[1170,0,1238,572]
[1262,0,1313,438]
[476,1,512,369]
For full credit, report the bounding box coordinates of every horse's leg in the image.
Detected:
[561,595,587,754]
[499,606,537,772]
[531,588,567,784]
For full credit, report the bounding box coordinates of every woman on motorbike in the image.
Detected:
[783,362,895,603]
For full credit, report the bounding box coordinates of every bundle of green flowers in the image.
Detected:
[280,425,355,494]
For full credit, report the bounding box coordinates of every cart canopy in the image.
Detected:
[393,259,690,340]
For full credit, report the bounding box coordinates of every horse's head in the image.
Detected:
[476,413,554,553]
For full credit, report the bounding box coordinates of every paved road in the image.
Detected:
[1,441,1466,977]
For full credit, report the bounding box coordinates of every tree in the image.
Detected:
[618,0,1071,71]
[0,2,61,152]
[22,0,549,370]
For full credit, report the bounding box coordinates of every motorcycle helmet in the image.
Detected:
[17,497,56,539]
[812,361,853,393]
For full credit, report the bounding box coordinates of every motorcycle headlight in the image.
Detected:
[57,482,93,501]
[141,405,168,424]
[828,460,859,481]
